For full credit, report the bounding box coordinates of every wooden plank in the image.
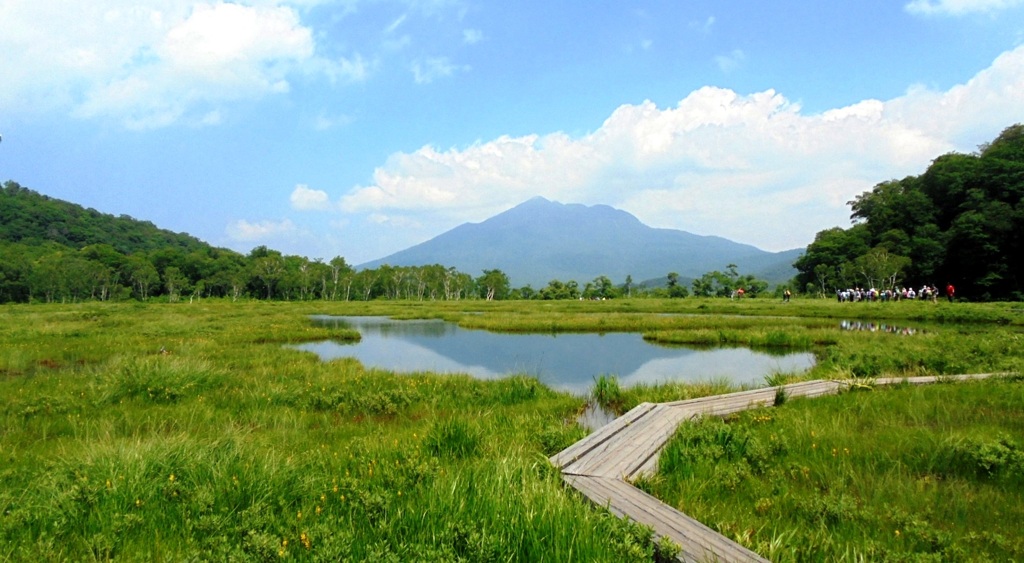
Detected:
[550,402,659,469]
[569,404,695,477]
[576,381,844,479]
[662,386,777,408]
[626,382,835,479]
[554,375,998,563]
[566,475,769,563]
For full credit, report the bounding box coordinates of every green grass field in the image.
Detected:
[643,377,1024,561]
[1,298,1021,561]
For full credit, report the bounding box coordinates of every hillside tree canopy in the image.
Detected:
[795,124,1023,300]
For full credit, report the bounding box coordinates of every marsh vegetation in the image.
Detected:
[1,298,1021,560]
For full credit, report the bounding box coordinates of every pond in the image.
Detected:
[292,316,816,396]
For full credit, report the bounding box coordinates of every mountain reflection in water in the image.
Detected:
[292,316,816,395]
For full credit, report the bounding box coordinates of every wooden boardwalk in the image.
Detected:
[550,374,998,563]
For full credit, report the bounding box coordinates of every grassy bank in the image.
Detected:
[1,298,1022,560]
[643,377,1024,561]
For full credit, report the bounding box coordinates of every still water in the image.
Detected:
[292,316,816,396]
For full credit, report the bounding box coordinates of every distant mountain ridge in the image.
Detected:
[360,197,803,287]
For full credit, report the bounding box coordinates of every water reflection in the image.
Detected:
[293,316,816,396]
[577,402,618,431]
[839,320,919,335]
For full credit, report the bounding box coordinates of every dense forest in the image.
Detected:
[794,124,1023,301]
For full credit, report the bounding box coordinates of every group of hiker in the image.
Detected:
[836,283,955,303]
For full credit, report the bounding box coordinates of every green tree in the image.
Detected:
[512,285,536,300]
[327,256,354,301]
[583,275,617,299]
[853,247,911,290]
[538,279,580,300]
[0,243,33,302]
[691,270,731,297]
[477,269,511,301]
[793,225,870,294]
[665,272,688,298]
[163,266,188,303]
[126,256,159,300]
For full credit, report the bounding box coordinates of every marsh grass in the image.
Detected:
[1,299,1022,560]
[592,374,625,412]
[0,301,687,561]
[646,377,1024,561]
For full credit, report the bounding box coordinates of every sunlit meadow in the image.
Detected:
[1,298,1021,560]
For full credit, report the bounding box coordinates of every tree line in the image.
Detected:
[793,124,1023,301]
[2,180,777,303]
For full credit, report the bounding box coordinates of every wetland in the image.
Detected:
[1,298,1022,561]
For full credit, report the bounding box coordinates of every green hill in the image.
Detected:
[1,180,210,254]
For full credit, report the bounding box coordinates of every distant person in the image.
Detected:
[783,288,791,303]
[946,283,955,303]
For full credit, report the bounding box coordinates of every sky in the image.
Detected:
[2,0,1024,265]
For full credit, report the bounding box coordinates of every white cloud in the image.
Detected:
[384,14,408,34]
[690,16,716,35]
[411,57,466,84]
[339,45,1024,252]
[715,49,746,73]
[313,112,354,130]
[226,218,297,241]
[290,184,333,210]
[0,1,322,128]
[332,53,373,83]
[463,28,483,44]
[368,213,422,228]
[905,0,1024,15]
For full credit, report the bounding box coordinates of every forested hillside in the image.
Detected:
[1,181,208,253]
[0,181,471,304]
[794,124,1023,301]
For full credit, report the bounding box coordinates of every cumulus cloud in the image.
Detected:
[290,184,333,210]
[463,28,484,44]
[0,1,325,128]
[226,218,296,241]
[905,0,1024,15]
[339,45,1024,251]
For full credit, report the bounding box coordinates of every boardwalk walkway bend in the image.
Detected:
[550,374,997,563]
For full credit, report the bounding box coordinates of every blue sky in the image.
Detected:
[2,0,1024,265]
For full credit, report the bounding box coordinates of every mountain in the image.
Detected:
[1,180,212,254]
[359,197,803,287]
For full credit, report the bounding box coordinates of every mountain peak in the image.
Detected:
[495,197,641,227]
[359,198,797,287]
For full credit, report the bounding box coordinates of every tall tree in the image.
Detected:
[477,269,510,301]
